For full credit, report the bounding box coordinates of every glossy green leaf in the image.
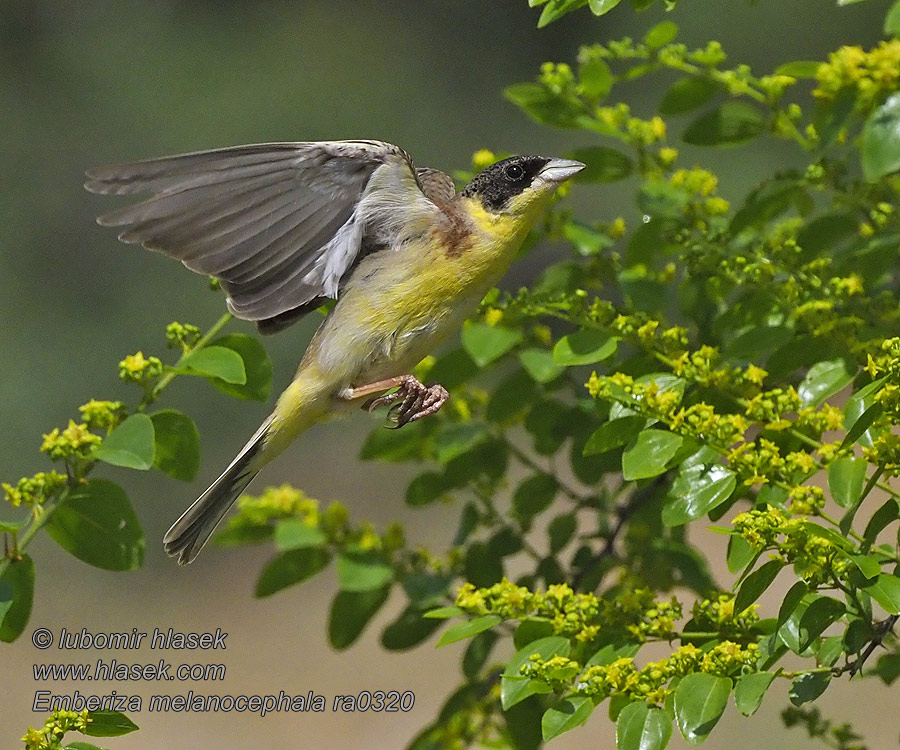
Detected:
[842,377,885,448]
[788,672,830,706]
[798,358,853,407]
[862,92,900,180]
[513,474,558,522]
[436,614,501,647]
[207,334,273,401]
[328,587,390,650]
[423,606,464,619]
[778,592,817,653]
[827,457,867,509]
[95,414,155,470]
[864,574,900,614]
[817,636,844,667]
[336,552,393,592]
[622,429,683,481]
[682,102,764,146]
[850,553,881,579]
[519,348,565,383]
[254,548,330,598]
[734,672,776,716]
[735,560,784,614]
[381,606,443,650]
[274,519,327,550]
[542,696,595,741]
[568,146,633,183]
[178,345,246,384]
[584,416,647,456]
[588,0,624,16]
[0,554,34,642]
[616,701,672,750]
[64,743,105,750]
[659,76,718,115]
[726,535,755,575]
[674,673,731,744]
[46,480,144,571]
[461,323,522,367]
[663,463,736,527]
[150,409,200,481]
[82,711,139,737]
[798,596,845,651]
[553,329,617,366]
[503,636,570,709]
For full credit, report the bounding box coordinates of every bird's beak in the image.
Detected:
[538,158,586,184]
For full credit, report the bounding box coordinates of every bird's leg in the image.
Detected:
[340,375,449,429]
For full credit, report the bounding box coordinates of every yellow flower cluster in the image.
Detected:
[788,485,826,516]
[78,399,126,433]
[40,421,101,462]
[165,321,201,351]
[691,594,760,638]
[814,40,900,110]
[594,103,668,146]
[2,471,66,508]
[118,351,163,383]
[22,709,89,750]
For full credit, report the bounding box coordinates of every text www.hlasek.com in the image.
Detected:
[31,627,415,716]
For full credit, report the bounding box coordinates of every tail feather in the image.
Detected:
[164,416,272,565]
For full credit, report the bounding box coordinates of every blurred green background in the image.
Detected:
[1,1,896,747]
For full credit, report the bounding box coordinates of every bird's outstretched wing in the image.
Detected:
[85,140,448,330]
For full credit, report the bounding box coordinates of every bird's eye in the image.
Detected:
[505,163,524,180]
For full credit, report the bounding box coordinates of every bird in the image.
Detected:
[85,140,584,564]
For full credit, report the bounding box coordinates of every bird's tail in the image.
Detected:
[163,415,273,565]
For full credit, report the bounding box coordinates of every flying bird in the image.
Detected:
[85,140,584,564]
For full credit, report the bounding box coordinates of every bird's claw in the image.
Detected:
[365,375,449,429]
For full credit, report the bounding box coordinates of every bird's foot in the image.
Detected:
[364,375,449,429]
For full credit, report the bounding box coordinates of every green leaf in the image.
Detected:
[504,82,584,126]
[726,535,755,575]
[254,548,330,597]
[827,457,867,509]
[274,519,327,550]
[328,587,390,650]
[798,596,845,651]
[663,463,736,527]
[381,606,443,650]
[887,0,900,35]
[423,606,464,619]
[95,414,155,470]
[46,480,144,571]
[553,330,617,366]
[622,429,683,481]
[843,377,885,448]
[0,518,26,534]
[463,629,500,680]
[150,409,200,481]
[336,551,393,592]
[542,696,595,741]
[178,345,246,384]
[775,60,822,78]
[674,673,731,744]
[588,0,624,16]
[207,334,273,401]
[579,57,613,100]
[734,672,776,716]
[568,146,633,183]
[513,474,558,522]
[406,471,453,507]
[360,420,430,462]
[0,554,34,642]
[436,614,501,647]
[461,323,523,367]
[735,560,784,614]
[875,652,900,684]
[850,553,881,579]
[434,423,489,463]
[778,592,817,653]
[64,743,105,750]
[503,636,570,709]
[82,711,139,737]
[584,416,648,456]
[644,20,678,48]
[862,92,900,180]
[682,102,765,146]
[817,636,844,667]
[788,672,830,706]
[519,348,565,383]
[548,513,577,553]
[864,573,900,614]
[564,221,615,257]
[616,701,672,750]
[798,359,853,407]
[659,77,718,115]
